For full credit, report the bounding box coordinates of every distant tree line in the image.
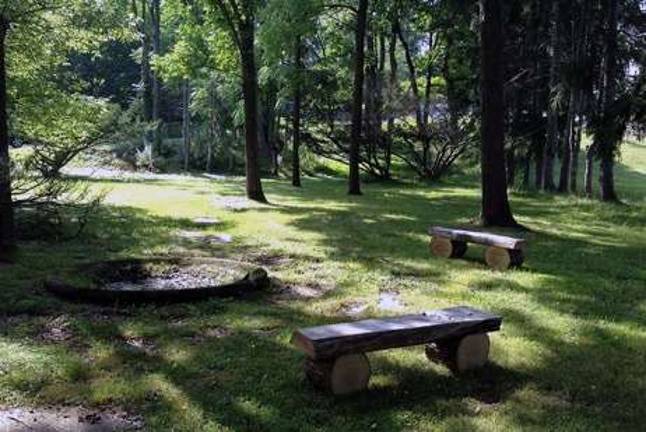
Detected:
[0,0,644,256]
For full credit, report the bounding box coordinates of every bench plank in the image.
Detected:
[428,226,526,250]
[292,306,501,360]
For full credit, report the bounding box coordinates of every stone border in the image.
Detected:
[44,257,269,304]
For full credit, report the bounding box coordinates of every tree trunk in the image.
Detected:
[240,19,266,202]
[182,79,191,172]
[534,141,544,189]
[522,156,530,189]
[151,0,162,157]
[348,0,369,195]
[558,89,575,192]
[0,19,16,258]
[139,0,153,166]
[584,144,594,197]
[292,37,302,187]
[206,84,216,173]
[479,0,517,227]
[597,0,619,202]
[385,23,398,179]
[396,22,426,141]
[364,32,376,167]
[506,144,516,187]
[542,0,559,191]
[570,118,582,192]
[599,156,617,201]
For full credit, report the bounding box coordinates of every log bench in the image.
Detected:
[428,226,527,270]
[291,306,502,395]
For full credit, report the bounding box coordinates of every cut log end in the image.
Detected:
[425,333,490,373]
[305,353,371,395]
[430,237,468,259]
[485,246,524,270]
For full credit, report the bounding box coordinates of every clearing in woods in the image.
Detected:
[0,140,645,431]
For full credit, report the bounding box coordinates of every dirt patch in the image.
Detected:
[39,316,74,343]
[271,279,335,300]
[378,291,405,311]
[177,231,233,245]
[339,300,369,317]
[251,327,280,338]
[188,326,233,343]
[246,252,293,268]
[0,406,143,431]
[99,261,242,291]
[121,335,157,355]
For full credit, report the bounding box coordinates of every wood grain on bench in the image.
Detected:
[428,226,526,250]
[292,306,502,360]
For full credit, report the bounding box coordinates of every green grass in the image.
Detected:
[1,140,645,431]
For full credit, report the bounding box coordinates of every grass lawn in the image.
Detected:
[1,140,645,431]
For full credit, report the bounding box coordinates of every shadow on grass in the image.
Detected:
[3,292,638,430]
[1,173,645,430]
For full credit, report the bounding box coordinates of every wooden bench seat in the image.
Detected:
[428,226,527,270]
[292,306,502,394]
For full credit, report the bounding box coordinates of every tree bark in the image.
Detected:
[542,0,559,191]
[584,144,594,197]
[570,118,582,192]
[292,37,302,187]
[558,88,575,192]
[0,18,16,257]
[506,143,516,187]
[522,155,530,189]
[348,0,369,195]
[598,0,619,202]
[240,17,266,202]
[479,0,517,227]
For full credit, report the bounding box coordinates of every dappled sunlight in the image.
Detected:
[2,167,645,430]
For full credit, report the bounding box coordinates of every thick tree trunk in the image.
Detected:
[182,79,191,172]
[599,156,617,201]
[0,19,16,258]
[542,0,559,191]
[240,20,266,202]
[292,37,302,187]
[597,0,620,202]
[348,0,369,195]
[479,0,517,227]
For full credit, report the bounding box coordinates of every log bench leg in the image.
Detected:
[430,237,468,259]
[305,353,371,395]
[484,246,524,270]
[425,333,490,373]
